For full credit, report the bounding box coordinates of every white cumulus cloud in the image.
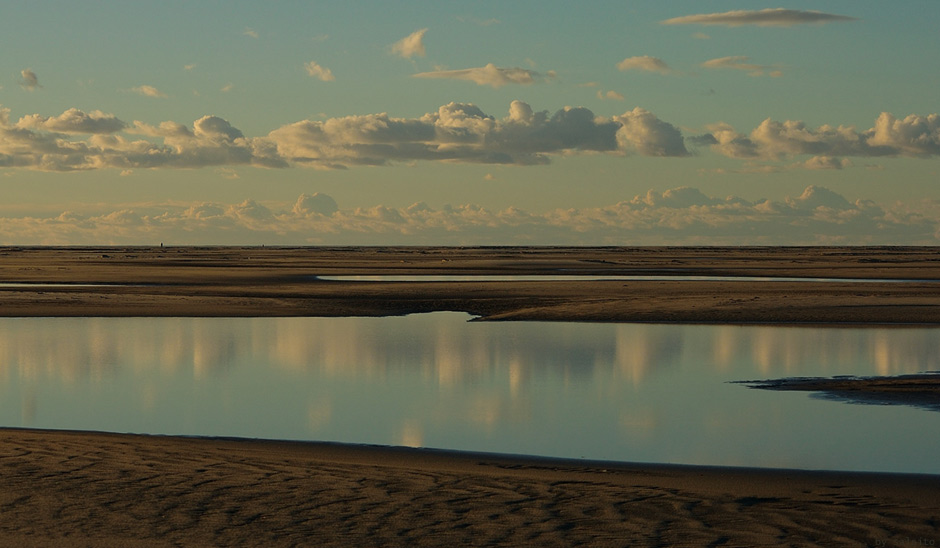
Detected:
[3,104,938,174]
[617,56,673,74]
[268,100,687,167]
[390,28,428,58]
[597,90,625,101]
[304,61,335,81]
[130,85,168,98]
[868,112,940,157]
[15,108,126,134]
[695,112,940,161]
[613,107,688,157]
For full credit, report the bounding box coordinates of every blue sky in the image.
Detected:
[1,1,938,245]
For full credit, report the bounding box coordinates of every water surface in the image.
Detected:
[2,314,938,474]
[317,275,931,283]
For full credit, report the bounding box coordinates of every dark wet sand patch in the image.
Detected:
[737,373,940,411]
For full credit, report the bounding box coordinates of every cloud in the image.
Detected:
[617,56,673,74]
[868,112,940,157]
[304,61,335,81]
[785,185,852,210]
[0,186,935,246]
[802,156,851,170]
[130,85,168,98]
[20,69,40,91]
[230,199,274,223]
[15,108,126,134]
[662,8,857,27]
[4,104,937,174]
[192,116,245,142]
[613,107,688,156]
[268,101,687,167]
[0,107,286,171]
[697,113,940,161]
[632,187,722,208]
[701,56,782,77]
[390,28,428,58]
[597,90,624,101]
[293,192,338,216]
[413,64,554,88]
[0,101,684,172]
[217,167,240,179]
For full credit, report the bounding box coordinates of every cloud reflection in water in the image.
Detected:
[1,314,939,473]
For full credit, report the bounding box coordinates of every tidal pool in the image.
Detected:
[316,275,933,282]
[1,313,938,474]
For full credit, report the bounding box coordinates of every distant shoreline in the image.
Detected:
[2,246,940,323]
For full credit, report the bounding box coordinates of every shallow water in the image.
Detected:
[316,275,933,282]
[1,313,939,474]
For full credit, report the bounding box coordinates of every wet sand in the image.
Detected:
[2,245,940,323]
[2,428,939,547]
[3,246,940,546]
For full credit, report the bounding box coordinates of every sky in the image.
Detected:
[1,0,939,245]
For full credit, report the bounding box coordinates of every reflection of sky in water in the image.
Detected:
[1,313,939,474]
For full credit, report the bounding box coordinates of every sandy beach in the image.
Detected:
[2,246,940,546]
[2,428,939,547]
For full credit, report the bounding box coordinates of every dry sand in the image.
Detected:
[3,246,940,546]
[2,428,939,547]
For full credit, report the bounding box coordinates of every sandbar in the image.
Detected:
[740,373,940,412]
[2,245,940,323]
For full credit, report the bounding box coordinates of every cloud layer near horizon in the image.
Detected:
[1,103,938,172]
[3,186,938,246]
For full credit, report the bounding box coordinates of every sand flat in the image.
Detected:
[2,246,940,322]
[2,428,939,547]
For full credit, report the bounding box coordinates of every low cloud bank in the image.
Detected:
[2,186,937,246]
